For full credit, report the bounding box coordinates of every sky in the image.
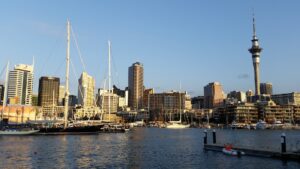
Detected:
[0,0,300,96]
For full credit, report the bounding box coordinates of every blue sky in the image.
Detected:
[0,0,300,96]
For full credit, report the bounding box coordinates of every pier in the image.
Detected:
[203,130,300,161]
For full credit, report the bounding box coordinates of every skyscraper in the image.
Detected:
[78,72,95,107]
[260,83,273,95]
[0,84,4,105]
[128,62,144,110]
[59,85,65,106]
[204,82,224,108]
[248,15,263,96]
[38,77,60,107]
[7,64,34,105]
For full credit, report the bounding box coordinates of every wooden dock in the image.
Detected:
[204,144,300,161]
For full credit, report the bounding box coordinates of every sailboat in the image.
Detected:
[37,20,104,134]
[166,91,190,129]
[0,62,39,135]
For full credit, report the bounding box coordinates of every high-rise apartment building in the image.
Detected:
[260,83,273,95]
[204,82,224,108]
[69,95,78,106]
[78,72,95,107]
[38,77,60,107]
[128,62,144,110]
[0,85,4,105]
[7,64,34,105]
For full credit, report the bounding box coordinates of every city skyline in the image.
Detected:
[0,1,300,96]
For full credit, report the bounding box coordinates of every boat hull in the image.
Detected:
[0,130,39,135]
[222,148,245,156]
[166,123,190,129]
[38,125,103,134]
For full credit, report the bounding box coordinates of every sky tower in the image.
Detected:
[248,15,263,96]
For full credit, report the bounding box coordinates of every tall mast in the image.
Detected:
[179,82,182,123]
[64,19,70,128]
[1,61,9,123]
[108,40,111,122]
[52,90,55,120]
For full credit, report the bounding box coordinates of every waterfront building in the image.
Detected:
[31,94,38,106]
[113,85,129,108]
[215,103,259,124]
[148,91,189,120]
[248,15,263,96]
[0,105,38,123]
[191,96,205,109]
[143,88,154,110]
[41,106,64,119]
[97,89,119,113]
[38,76,60,107]
[263,104,294,124]
[271,92,300,105]
[227,91,246,103]
[118,91,128,109]
[73,106,102,120]
[68,95,78,106]
[128,62,144,110]
[58,85,65,106]
[215,100,300,124]
[7,64,34,105]
[0,84,4,105]
[204,82,224,108]
[260,83,273,95]
[190,108,213,120]
[185,96,192,110]
[78,72,95,107]
[246,89,254,103]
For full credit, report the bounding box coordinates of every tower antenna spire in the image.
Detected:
[252,9,257,38]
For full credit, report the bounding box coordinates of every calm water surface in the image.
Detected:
[0,128,300,169]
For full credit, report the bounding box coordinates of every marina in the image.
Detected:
[0,1,300,168]
[0,128,300,168]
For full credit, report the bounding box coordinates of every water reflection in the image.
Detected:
[0,129,300,168]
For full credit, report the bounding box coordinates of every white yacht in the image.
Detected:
[256,120,267,130]
[272,120,283,129]
[166,122,190,129]
[166,89,190,129]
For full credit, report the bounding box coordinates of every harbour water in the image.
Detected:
[0,128,300,169]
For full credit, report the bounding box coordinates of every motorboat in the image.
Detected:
[256,120,267,130]
[230,121,243,129]
[222,144,245,156]
[222,148,245,156]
